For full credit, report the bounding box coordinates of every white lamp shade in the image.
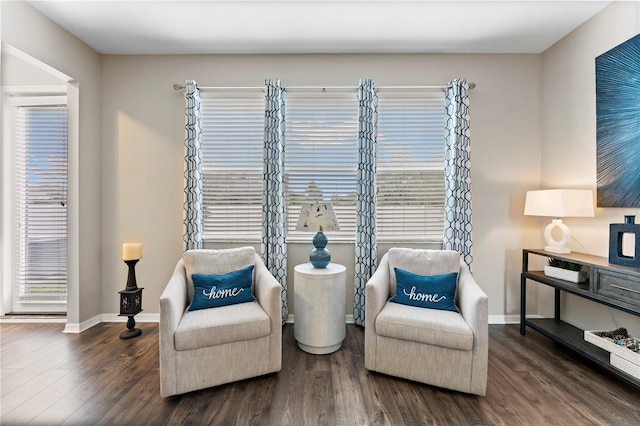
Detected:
[524,189,594,254]
[295,202,340,232]
[524,189,594,218]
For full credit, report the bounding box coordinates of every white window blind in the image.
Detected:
[198,88,445,244]
[285,93,359,239]
[14,104,68,302]
[377,92,446,242]
[200,93,265,241]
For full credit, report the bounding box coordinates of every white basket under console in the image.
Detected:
[584,330,640,379]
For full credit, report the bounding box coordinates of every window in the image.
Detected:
[285,92,359,239]
[8,96,68,312]
[200,93,265,241]
[377,91,446,242]
[199,87,447,244]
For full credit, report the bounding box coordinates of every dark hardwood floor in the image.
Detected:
[1,322,639,425]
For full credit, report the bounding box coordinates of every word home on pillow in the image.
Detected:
[390,267,459,312]
[189,265,255,311]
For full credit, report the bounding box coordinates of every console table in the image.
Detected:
[294,263,346,354]
[521,249,640,387]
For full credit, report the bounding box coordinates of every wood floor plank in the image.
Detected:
[489,324,640,426]
[0,368,21,382]
[231,375,279,426]
[27,364,131,425]
[161,387,226,425]
[264,326,304,426]
[3,368,82,425]
[0,369,73,420]
[330,343,371,426]
[0,324,61,355]
[1,330,71,370]
[2,322,639,426]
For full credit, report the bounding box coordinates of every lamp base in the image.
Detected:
[544,245,571,254]
[544,219,571,254]
[310,248,331,269]
[119,315,142,339]
[120,328,142,339]
[310,231,331,268]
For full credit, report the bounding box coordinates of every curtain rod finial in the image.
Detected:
[173,83,184,90]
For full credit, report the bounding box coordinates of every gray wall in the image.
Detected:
[540,1,640,335]
[99,53,543,321]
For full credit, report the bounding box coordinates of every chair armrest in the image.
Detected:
[159,259,188,344]
[457,260,489,395]
[159,258,188,397]
[253,254,283,371]
[252,254,282,324]
[457,261,488,339]
[365,253,390,330]
[364,253,389,370]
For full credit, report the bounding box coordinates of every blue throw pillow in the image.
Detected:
[189,265,255,311]
[390,268,459,312]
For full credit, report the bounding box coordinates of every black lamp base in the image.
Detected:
[120,315,142,339]
[120,328,142,339]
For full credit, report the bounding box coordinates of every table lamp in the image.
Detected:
[295,202,340,268]
[524,189,594,254]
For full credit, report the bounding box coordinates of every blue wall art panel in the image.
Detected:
[596,33,640,207]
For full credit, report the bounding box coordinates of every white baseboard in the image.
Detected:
[63,314,101,333]
[489,315,520,324]
[488,314,543,324]
[6,312,542,332]
[67,314,100,333]
[64,313,159,333]
[82,313,535,326]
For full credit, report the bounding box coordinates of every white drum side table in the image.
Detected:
[294,263,347,354]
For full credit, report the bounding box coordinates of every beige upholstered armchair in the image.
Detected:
[159,247,282,397]
[365,248,488,396]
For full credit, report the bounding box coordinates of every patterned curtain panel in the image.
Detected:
[262,79,288,323]
[183,80,203,251]
[354,78,378,327]
[444,78,473,268]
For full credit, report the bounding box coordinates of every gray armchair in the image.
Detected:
[365,248,488,395]
[159,247,282,397]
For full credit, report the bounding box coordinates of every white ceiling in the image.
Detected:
[25,0,613,55]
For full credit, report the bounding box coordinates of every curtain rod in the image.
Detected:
[172,82,476,91]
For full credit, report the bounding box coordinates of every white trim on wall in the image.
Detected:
[0,312,541,333]
[489,314,543,324]
[2,44,74,83]
[63,313,160,333]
